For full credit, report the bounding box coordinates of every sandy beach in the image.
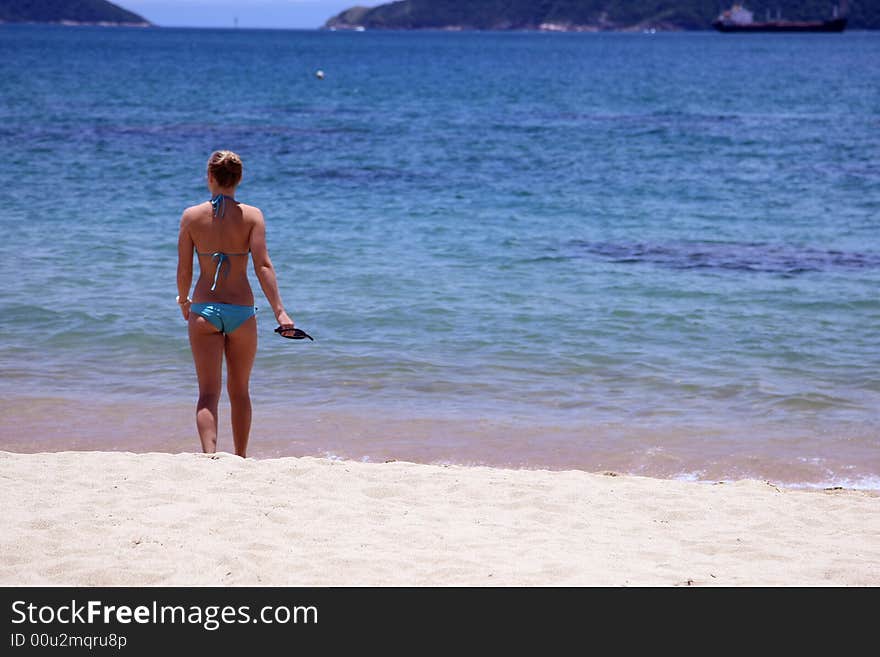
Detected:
[0,450,877,586]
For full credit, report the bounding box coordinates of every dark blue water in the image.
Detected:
[1,26,879,487]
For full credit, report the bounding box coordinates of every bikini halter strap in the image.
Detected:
[211,194,237,219]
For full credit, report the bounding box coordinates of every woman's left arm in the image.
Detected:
[176,210,194,320]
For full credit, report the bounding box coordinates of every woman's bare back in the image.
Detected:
[185,199,258,306]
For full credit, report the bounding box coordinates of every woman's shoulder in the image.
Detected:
[238,203,265,223]
[182,201,212,219]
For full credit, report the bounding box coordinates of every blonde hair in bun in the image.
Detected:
[207,150,243,188]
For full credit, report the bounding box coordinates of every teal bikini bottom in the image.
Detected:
[190,302,256,335]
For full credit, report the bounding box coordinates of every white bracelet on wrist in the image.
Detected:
[176,295,191,305]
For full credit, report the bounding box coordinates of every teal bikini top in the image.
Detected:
[197,194,249,291]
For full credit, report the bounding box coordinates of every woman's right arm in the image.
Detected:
[176,210,194,320]
[250,209,294,328]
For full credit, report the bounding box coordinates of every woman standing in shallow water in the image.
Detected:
[177,151,296,457]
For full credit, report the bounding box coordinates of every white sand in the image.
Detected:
[0,450,877,586]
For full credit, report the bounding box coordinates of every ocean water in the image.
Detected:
[1,25,879,488]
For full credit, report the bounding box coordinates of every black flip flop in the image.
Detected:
[274,326,314,341]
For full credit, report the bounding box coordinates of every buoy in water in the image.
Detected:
[315,70,325,80]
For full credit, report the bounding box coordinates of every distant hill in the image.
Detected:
[0,0,151,26]
[326,1,878,31]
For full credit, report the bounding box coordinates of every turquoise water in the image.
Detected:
[2,26,879,487]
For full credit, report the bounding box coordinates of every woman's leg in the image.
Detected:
[224,316,257,457]
[188,315,225,453]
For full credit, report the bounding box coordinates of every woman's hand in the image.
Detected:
[178,297,191,320]
[276,310,295,334]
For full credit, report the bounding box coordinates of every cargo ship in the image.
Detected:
[712,3,847,32]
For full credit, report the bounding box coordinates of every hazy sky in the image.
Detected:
[121,1,382,29]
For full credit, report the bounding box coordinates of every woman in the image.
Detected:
[176,150,295,457]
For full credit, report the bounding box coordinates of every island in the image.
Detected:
[325,1,876,32]
[0,0,151,27]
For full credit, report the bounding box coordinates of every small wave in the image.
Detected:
[517,255,570,265]
[766,392,863,412]
[794,476,880,492]
[673,472,880,491]
[306,166,417,183]
[565,240,880,275]
[672,470,706,483]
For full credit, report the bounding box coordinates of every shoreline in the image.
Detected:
[3,394,879,492]
[1,450,877,586]
[5,23,878,32]
[0,21,152,28]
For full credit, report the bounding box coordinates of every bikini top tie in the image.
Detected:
[198,194,249,291]
[211,193,236,219]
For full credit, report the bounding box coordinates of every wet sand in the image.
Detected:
[4,397,879,488]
